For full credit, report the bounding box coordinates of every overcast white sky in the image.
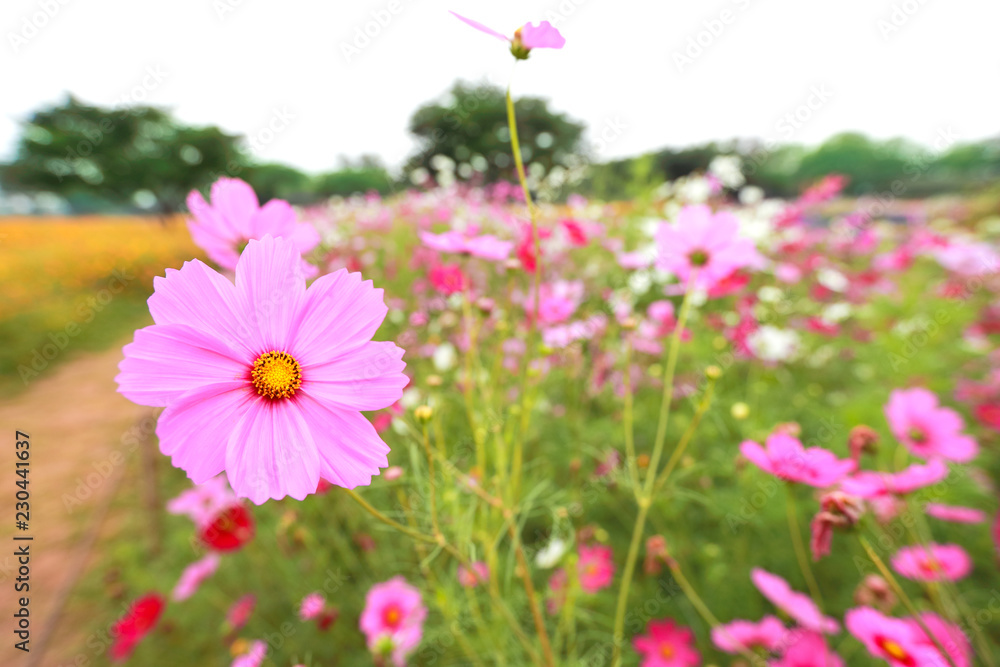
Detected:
[1,0,997,173]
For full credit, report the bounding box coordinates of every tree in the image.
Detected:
[0,96,246,215]
[405,81,585,184]
[241,163,312,204]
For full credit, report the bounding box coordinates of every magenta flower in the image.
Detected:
[299,592,326,620]
[449,11,565,59]
[577,544,615,593]
[187,178,320,272]
[428,264,470,295]
[711,615,785,653]
[116,236,407,504]
[419,230,513,261]
[891,543,972,582]
[770,630,845,667]
[172,553,220,601]
[655,205,764,292]
[226,594,256,631]
[846,607,971,667]
[525,280,585,325]
[457,562,489,588]
[885,388,978,462]
[632,619,701,667]
[359,577,426,667]
[751,568,839,634]
[740,432,855,487]
[230,640,267,667]
[840,459,949,498]
[926,503,987,524]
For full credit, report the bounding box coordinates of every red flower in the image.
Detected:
[110,593,165,662]
[199,504,255,552]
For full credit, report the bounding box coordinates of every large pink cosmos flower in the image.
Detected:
[577,544,615,594]
[770,630,845,667]
[116,235,407,504]
[885,388,978,462]
[360,577,426,667]
[711,615,785,653]
[632,619,701,667]
[846,607,970,667]
[419,230,513,261]
[740,433,855,487]
[890,543,972,582]
[186,178,320,272]
[449,11,565,59]
[839,459,949,499]
[751,568,839,634]
[655,205,764,292]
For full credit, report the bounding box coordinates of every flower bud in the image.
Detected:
[414,405,433,423]
[849,424,879,462]
[705,365,722,380]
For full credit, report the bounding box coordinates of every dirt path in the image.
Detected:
[0,342,150,667]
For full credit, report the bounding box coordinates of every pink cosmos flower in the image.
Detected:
[166,476,237,527]
[891,543,972,582]
[457,562,490,588]
[711,615,785,653]
[525,280,584,325]
[839,459,949,499]
[846,607,970,667]
[449,11,565,58]
[428,264,470,295]
[740,433,855,487]
[299,592,326,620]
[419,230,513,261]
[109,593,165,662]
[925,503,987,524]
[632,619,701,667]
[577,544,615,594]
[226,594,256,632]
[885,388,978,462]
[655,205,764,292]
[751,568,839,634]
[116,236,407,504]
[770,630,845,667]
[187,178,320,273]
[231,640,267,667]
[360,577,426,667]
[172,553,220,601]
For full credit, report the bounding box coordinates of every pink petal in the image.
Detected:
[519,20,565,49]
[248,198,297,239]
[157,381,253,483]
[296,394,389,489]
[225,398,322,504]
[212,178,259,237]
[117,324,247,407]
[235,236,307,353]
[449,10,509,41]
[740,440,775,475]
[302,341,407,411]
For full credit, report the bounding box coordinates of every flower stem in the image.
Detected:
[785,484,825,608]
[653,377,716,494]
[622,338,641,495]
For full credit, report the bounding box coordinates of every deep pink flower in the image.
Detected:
[226,594,256,631]
[172,553,220,601]
[770,630,845,667]
[428,264,470,295]
[116,236,407,504]
[109,593,166,662]
[419,230,513,261]
[751,568,839,634]
[885,388,978,462]
[740,433,855,487]
[577,544,615,594]
[711,615,785,653]
[457,562,489,588]
[186,178,320,272]
[891,544,972,582]
[449,11,565,57]
[846,607,970,667]
[199,503,255,552]
[525,280,584,325]
[360,577,426,667]
[632,619,701,667]
[839,459,949,499]
[925,503,987,524]
[655,205,764,292]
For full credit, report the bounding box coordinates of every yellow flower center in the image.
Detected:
[251,351,302,400]
[660,643,674,658]
[877,638,910,662]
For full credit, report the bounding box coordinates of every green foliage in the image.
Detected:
[241,163,313,204]
[1,96,247,213]
[405,81,586,184]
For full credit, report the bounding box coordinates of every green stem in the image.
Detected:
[785,484,825,608]
[653,378,716,494]
[622,337,641,495]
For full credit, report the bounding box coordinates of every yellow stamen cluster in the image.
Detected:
[251,351,302,400]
